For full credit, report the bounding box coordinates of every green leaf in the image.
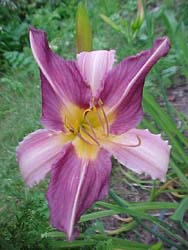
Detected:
[80,210,117,222]
[96,201,177,212]
[170,197,188,223]
[96,239,113,250]
[45,232,151,249]
[170,161,188,189]
[100,14,121,32]
[51,239,96,248]
[76,2,92,52]
[143,90,188,151]
[150,242,163,250]
[107,191,188,248]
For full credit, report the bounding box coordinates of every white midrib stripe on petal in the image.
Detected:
[29,31,69,104]
[90,55,98,96]
[68,160,88,239]
[108,38,168,114]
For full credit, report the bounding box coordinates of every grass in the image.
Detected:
[0,0,188,249]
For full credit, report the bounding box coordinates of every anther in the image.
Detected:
[83,109,91,119]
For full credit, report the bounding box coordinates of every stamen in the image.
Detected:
[77,133,93,145]
[96,108,106,133]
[64,116,75,133]
[98,99,109,135]
[83,109,91,119]
[84,115,98,140]
[81,127,100,146]
[90,97,96,111]
[82,108,98,140]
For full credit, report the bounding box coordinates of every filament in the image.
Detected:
[84,115,98,140]
[64,98,110,147]
[98,99,109,135]
[81,126,100,146]
[96,108,106,133]
[82,108,98,140]
[64,116,75,133]
[77,133,93,145]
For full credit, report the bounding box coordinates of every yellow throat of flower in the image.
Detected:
[61,99,114,160]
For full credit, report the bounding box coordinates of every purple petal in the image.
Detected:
[16,129,68,187]
[100,37,170,134]
[103,129,170,181]
[29,27,91,108]
[40,70,64,131]
[46,144,111,241]
[77,50,115,98]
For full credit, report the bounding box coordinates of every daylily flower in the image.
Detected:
[17,27,170,241]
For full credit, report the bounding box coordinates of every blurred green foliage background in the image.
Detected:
[0,1,188,249]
